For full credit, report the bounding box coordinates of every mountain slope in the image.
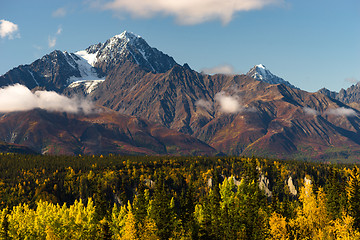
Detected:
[0,109,216,156]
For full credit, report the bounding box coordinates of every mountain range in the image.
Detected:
[1,31,360,162]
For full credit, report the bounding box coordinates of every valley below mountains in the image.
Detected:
[1,31,360,162]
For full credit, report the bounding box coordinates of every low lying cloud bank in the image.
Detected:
[303,107,319,116]
[326,107,357,117]
[0,84,94,114]
[303,106,357,117]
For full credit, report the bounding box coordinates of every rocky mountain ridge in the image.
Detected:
[318,82,360,105]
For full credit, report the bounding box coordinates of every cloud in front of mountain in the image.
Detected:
[0,84,94,114]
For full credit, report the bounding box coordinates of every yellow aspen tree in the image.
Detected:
[268,211,288,240]
[140,217,158,240]
[0,208,9,239]
[331,211,360,239]
[111,204,127,239]
[289,181,331,239]
[122,202,137,240]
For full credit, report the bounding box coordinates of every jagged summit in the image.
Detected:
[76,30,177,74]
[247,64,297,89]
[113,30,141,42]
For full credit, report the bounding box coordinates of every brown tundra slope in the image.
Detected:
[92,61,360,162]
[0,108,216,156]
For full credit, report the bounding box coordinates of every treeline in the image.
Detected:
[0,153,359,239]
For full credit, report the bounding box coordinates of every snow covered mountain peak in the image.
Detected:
[75,30,177,74]
[250,64,275,81]
[247,64,297,89]
[256,64,266,70]
[113,31,141,43]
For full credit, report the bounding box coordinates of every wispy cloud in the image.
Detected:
[56,26,63,35]
[326,107,357,117]
[0,84,94,114]
[303,107,319,116]
[345,77,358,84]
[92,0,284,25]
[48,26,63,48]
[48,36,57,48]
[52,7,67,18]
[0,19,20,39]
[195,99,214,111]
[201,64,236,75]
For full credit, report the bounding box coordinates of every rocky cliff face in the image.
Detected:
[318,83,360,105]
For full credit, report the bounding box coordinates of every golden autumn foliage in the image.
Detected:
[0,154,360,239]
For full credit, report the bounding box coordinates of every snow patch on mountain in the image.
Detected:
[66,52,104,84]
[28,70,39,86]
[247,64,297,89]
[75,50,98,67]
[67,80,105,94]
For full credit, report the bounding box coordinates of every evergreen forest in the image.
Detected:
[0,153,360,239]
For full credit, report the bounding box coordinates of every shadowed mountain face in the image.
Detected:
[0,141,36,154]
[0,109,216,156]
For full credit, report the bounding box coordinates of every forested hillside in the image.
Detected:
[0,153,359,239]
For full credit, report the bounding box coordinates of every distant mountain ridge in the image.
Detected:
[318,83,360,104]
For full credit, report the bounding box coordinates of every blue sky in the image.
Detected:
[0,0,359,92]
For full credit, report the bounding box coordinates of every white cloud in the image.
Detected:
[52,7,67,18]
[303,107,319,116]
[214,91,242,113]
[0,84,94,114]
[195,99,213,111]
[56,26,63,35]
[202,64,235,75]
[48,26,62,48]
[345,77,358,84]
[326,107,357,117]
[48,36,57,48]
[94,0,284,25]
[0,19,20,39]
